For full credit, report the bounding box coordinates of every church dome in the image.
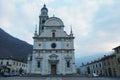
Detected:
[44,17,64,27]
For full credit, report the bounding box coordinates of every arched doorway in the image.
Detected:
[49,54,59,75]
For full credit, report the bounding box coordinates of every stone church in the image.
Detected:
[27,4,76,75]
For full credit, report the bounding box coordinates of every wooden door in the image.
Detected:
[51,65,56,75]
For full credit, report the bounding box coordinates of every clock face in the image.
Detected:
[51,43,56,48]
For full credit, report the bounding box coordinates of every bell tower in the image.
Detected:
[39,4,49,34]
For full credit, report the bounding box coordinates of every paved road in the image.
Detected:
[0,77,120,80]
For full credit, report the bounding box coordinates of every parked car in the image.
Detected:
[3,72,10,77]
[9,72,19,76]
[92,73,99,77]
[3,72,19,77]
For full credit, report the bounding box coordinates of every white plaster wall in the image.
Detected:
[28,17,76,75]
[29,51,76,75]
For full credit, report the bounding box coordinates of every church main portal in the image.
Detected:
[51,65,56,75]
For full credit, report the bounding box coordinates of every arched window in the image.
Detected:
[37,61,40,68]
[42,20,45,24]
[52,32,55,37]
[67,61,70,68]
[42,26,44,30]
[42,20,45,30]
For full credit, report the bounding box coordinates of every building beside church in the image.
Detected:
[0,58,27,74]
[27,5,76,75]
[80,59,103,77]
[113,46,120,77]
[80,46,120,77]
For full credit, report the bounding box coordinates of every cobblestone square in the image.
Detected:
[0,77,120,80]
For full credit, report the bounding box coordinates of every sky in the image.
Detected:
[0,0,120,64]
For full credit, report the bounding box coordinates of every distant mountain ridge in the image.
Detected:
[0,28,33,62]
[0,28,105,66]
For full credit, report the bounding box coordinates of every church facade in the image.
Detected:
[27,5,76,75]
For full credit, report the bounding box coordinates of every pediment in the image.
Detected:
[49,54,58,58]
[44,17,64,27]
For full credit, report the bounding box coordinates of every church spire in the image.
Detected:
[70,25,73,36]
[40,4,48,16]
[39,4,49,35]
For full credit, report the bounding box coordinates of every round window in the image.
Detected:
[51,43,56,48]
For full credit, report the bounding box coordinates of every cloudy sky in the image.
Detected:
[0,0,120,63]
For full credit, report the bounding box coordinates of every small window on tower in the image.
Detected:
[43,12,45,15]
[67,61,70,68]
[42,20,45,24]
[42,26,44,30]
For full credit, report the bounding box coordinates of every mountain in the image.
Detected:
[0,28,108,66]
[0,28,33,62]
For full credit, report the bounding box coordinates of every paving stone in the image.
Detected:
[0,77,120,80]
